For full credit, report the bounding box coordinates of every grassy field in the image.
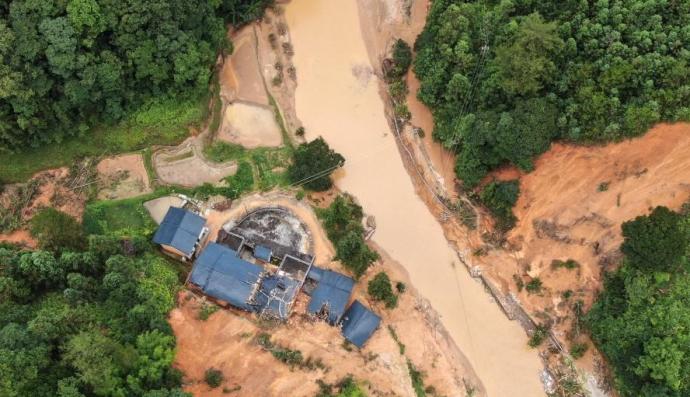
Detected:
[82,193,161,236]
[0,95,206,183]
[204,141,292,191]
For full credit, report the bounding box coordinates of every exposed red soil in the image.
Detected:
[477,123,690,369]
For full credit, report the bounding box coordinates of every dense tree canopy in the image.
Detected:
[588,206,690,396]
[288,137,345,191]
[0,0,272,151]
[0,235,186,397]
[414,0,690,187]
[317,195,378,278]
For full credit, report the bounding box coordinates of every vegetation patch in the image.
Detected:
[368,272,398,308]
[288,137,344,191]
[83,194,159,236]
[198,302,220,321]
[255,332,326,371]
[0,237,184,396]
[204,142,292,191]
[316,376,367,397]
[30,208,84,253]
[1,96,205,183]
[317,195,379,278]
[551,259,580,271]
[205,368,224,388]
[479,180,519,231]
[528,324,550,348]
[588,206,690,396]
[415,1,690,188]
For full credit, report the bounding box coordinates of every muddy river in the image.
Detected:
[286,1,544,396]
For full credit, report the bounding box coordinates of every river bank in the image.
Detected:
[285,1,546,396]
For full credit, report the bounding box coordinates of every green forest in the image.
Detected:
[0,0,271,151]
[414,0,690,187]
[588,205,690,396]
[0,233,186,397]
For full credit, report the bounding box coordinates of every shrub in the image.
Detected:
[256,332,273,349]
[528,324,549,348]
[389,39,413,79]
[395,281,406,293]
[551,259,579,270]
[407,360,426,397]
[480,180,520,231]
[388,325,406,355]
[562,289,573,300]
[570,342,588,359]
[30,208,84,252]
[288,137,344,191]
[198,303,219,321]
[223,160,254,198]
[295,127,305,137]
[597,182,610,192]
[204,368,224,388]
[271,348,304,367]
[389,80,408,101]
[336,231,379,278]
[525,278,543,294]
[368,272,398,308]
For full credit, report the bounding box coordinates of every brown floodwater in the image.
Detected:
[285,1,544,396]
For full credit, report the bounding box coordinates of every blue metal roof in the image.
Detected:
[306,266,324,282]
[254,245,272,262]
[189,243,263,312]
[307,269,354,324]
[153,207,206,256]
[341,300,381,348]
[254,275,299,320]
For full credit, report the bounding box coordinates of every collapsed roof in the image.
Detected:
[307,267,355,325]
[152,207,206,257]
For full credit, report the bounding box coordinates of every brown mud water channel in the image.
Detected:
[285,1,545,396]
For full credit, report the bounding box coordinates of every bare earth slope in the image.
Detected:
[481,123,690,372]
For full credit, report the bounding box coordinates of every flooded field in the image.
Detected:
[286,0,544,396]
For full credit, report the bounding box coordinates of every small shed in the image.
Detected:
[189,243,263,312]
[341,300,381,348]
[307,268,355,324]
[254,245,272,262]
[153,207,207,260]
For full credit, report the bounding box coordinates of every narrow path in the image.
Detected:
[285,1,545,396]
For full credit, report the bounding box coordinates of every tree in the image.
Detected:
[30,208,84,252]
[127,330,176,393]
[621,206,687,272]
[62,331,127,396]
[588,206,690,396]
[387,39,412,79]
[0,0,273,150]
[413,0,690,186]
[480,180,520,230]
[288,137,344,191]
[494,13,563,96]
[336,230,379,278]
[204,368,223,389]
[319,195,363,242]
[17,250,64,290]
[367,272,397,308]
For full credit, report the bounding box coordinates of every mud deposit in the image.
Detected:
[286,0,544,396]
